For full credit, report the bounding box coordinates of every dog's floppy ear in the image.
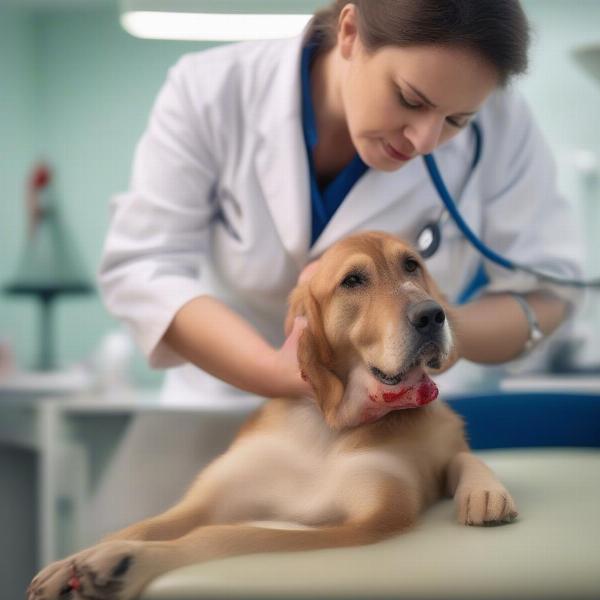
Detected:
[286,283,345,429]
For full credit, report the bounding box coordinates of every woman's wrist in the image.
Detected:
[262,350,310,398]
[450,296,525,363]
[450,291,569,364]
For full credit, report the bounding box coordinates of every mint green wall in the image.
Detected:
[0,4,209,385]
[1,1,599,385]
[0,9,38,375]
[31,5,210,385]
[519,0,600,180]
[519,0,600,288]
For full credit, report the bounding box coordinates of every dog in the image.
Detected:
[28,231,518,600]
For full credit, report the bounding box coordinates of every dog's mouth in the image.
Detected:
[369,343,442,387]
[365,343,443,411]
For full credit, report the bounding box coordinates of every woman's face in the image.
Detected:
[337,8,499,170]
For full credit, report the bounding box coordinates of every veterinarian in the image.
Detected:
[99,0,582,406]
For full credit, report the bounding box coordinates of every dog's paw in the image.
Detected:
[455,484,518,526]
[27,540,148,600]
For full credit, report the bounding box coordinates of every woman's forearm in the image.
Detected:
[162,295,307,398]
[451,291,570,364]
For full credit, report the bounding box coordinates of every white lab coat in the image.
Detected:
[99,35,583,406]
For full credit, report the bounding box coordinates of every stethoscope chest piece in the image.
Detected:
[416,222,441,259]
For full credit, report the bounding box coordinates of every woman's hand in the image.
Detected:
[269,260,322,398]
[271,315,314,399]
[162,263,322,401]
[163,296,313,400]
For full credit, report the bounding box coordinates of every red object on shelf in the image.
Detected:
[30,164,51,190]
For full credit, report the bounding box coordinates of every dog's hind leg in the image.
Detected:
[100,498,213,543]
[28,477,416,600]
[99,435,293,544]
[100,459,244,543]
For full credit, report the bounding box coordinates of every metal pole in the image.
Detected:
[38,292,55,371]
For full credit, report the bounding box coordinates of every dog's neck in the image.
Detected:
[331,363,438,429]
[295,392,437,438]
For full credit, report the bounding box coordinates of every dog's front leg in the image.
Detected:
[446,451,518,525]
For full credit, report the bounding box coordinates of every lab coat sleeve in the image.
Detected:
[98,55,220,368]
[477,90,584,307]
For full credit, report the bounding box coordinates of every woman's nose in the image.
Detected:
[403,115,445,155]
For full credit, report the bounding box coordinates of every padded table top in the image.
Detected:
[143,448,600,600]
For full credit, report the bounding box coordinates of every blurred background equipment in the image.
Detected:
[3,164,93,371]
[573,43,600,85]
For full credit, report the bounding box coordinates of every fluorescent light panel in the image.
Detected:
[121,11,313,41]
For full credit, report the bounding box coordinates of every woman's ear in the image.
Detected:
[295,288,345,429]
[337,3,360,60]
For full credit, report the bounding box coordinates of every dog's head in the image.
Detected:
[286,231,455,430]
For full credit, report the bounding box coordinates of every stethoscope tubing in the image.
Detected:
[422,126,600,289]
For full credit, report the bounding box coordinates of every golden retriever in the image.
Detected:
[28,231,517,600]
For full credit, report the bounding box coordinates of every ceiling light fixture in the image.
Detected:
[120,0,326,42]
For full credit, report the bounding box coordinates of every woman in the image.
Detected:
[99,0,582,406]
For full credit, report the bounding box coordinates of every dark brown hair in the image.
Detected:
[306,0,531,86]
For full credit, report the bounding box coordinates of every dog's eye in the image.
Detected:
[341,272,367,289]
[404,257,420,274]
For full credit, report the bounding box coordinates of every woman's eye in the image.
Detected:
[397,91,421,110]
[341,272,367,288]
[446,116,470,129]
[404,258,420,273]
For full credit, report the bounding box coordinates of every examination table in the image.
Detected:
[142,393,600,600]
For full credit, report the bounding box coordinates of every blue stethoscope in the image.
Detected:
[419,122,600,289]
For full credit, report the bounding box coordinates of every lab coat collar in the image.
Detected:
[309,159,425,258]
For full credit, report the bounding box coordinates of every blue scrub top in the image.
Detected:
[301,41,369,246]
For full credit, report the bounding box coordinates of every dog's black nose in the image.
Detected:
[408,300,445,336]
